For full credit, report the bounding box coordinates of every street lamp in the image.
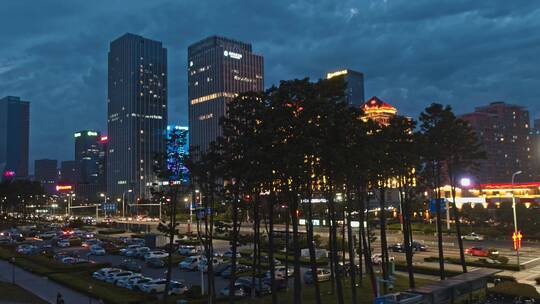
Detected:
[511,170,522,267]
[122,189,133,218]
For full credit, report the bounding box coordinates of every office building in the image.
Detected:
[34,159,58,193]
[74,130,101,184]
[0,96,30,179]
[532,119,540,179]
[188,36,264,152]
[107,33,168,199]
[60,161,77,184]
[326,69,365,106]
[461,102,533,183]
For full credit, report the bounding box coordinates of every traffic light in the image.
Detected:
[512,231,523,250]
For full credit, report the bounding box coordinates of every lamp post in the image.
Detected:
[122,189,133,218]
[11,257,15,284]
[511,170,522,268]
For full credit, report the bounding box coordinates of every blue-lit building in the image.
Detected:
[166,126,189,183]
[107,33,168,200]
[0,96,30,179]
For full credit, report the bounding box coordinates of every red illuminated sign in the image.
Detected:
[100,136,108,142]
[2,171,16,177]
[56,185,73,192]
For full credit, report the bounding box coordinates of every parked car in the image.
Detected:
[219,283,247,297]
[179,255,202,271]
[146,258,165,268]
[198,257,223,272]
[169,281,189,295]
[265,265,294,279]
[115,273,143,287]
[304,269,331,284]
[214,264,231,276]
[57,239,71,248]
[462,232,485,241]
[38,231,57,239]
[16,244,37,254]
[90,245,106,255]
[119,259,142,272]
[223,250,242,258]
[178,245,198,256]
[236,277,271,295]
[144,250,168,260]
[127,238,145,246]
[135,247,151,259]
[371,254,395,265]
[106,271,134,284]
[92,268,121,281]
[221,264,251,279]
[260,255,282,266]
[125,277,153,290]
[140,279,168,294]
[83,239,102,248]
[120,245,141,255]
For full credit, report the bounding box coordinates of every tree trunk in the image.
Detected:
[268,193,278,304]
[378,187,390,294]
[229,190,240,303]
[328,209,335,295]
[290,192,302,304]
[450,177,467,273]
[434,163,446,280]
[346,189,357,304]
[163,186,179,302]
[284,200,290,292]
[399,182,415,289]
[307,187,322,304]
[359,193,377,297]
[328,186,345,304]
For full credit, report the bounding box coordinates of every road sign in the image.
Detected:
[429,198,446,213]
[512,231,523,250]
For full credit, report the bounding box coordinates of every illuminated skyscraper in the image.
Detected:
[188,36,264,152]
[0,96,29,179]
[74,130,101,184]
[166,125,189,183]
[107,33,168,199]
[326,69,365,106]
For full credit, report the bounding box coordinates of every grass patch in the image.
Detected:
[48,271,154,304]
[0,282,48,304]
[394,261,462,277]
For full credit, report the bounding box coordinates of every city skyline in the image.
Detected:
[1,1,539,169]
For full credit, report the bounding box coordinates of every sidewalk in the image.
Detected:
[0,260,98,304]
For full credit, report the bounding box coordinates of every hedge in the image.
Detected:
[394,261,462,277]
[423,256,520,271]
[489,281,540,299]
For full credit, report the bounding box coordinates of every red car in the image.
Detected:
[465,247,498,257]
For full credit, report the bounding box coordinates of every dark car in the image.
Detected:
[146,258,165,268]
[236,277,271,296]
[119,259,142,272]
[411,241,427,252]
[389,243,405,253]
[214,264,231,276]
[263,277,288,290]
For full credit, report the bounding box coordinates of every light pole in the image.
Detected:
[99,193,106,221]
[511,170,522,268]
[11,257,15,284]
[122,189,133,218]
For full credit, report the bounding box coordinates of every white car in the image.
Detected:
[169,281,189,295]
[106,271,134,284]
[140,279,168,293]
[126,277,153,291]
[135,247,151,258]
[179,255,202,271]
[144,250,169,260]
[371,254,395,265]
[115,273,143,287]
[90,245,106,255]
[38,231,57,239]
[120,245,141,255]
[198,257,222,272]
[462,232,484,241]
[178,245,198,256]
[92,268,121,281]
[266,265,294,279]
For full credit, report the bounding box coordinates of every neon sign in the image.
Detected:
[56,185,73,191]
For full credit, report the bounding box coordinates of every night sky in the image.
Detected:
[1,0,539,173]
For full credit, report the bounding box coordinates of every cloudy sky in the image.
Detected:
[1,0,539,172]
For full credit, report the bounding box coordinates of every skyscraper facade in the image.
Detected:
[34,159,58,193]
[461,101,533,183]
[0,96,30,179]
[60,161,77,184]
[74,130,101,184]
[166,125,189,183]
[532,119,540,180]
[326,69,365,106]
[107,33,168,199]
[188,36,264,152]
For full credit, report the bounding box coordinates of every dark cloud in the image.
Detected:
[1,0,539,172]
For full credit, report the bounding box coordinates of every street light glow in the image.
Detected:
[460,178,471,187]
